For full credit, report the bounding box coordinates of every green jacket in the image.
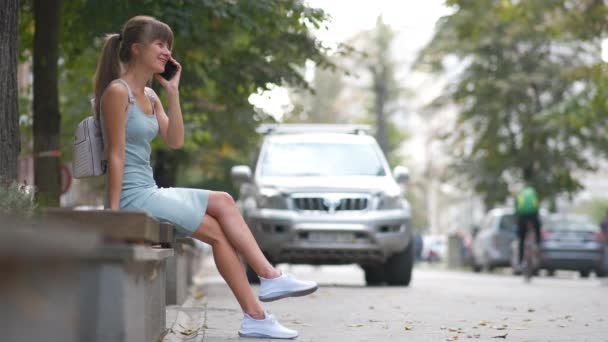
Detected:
[515,187,539,215]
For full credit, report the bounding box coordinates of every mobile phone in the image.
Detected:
[160,60,178,80]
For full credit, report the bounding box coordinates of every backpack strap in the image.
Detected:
[98,79,136,118]
[144,87,156,116]
[114,79,136,104]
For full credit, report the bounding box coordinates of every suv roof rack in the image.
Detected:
[257,124,371,135]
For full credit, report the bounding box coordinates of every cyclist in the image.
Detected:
[514,185,541,270]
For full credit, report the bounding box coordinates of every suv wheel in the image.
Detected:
[363,265,385,286]
[472,259,482,273]
[245,263,260,284]
[384,242,414,286]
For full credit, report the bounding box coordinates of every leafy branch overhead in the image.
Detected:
[18,0,335,192]
[416,0,608,207]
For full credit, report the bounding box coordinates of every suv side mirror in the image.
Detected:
[393,165,409,184]
[231,165,252,183]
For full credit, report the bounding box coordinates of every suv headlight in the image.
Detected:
[257,188,288,209]
[376,194,403,210]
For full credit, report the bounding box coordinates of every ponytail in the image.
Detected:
[93,33,121,118]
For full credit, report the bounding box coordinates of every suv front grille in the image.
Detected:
[279,248,383,264]
[292,196,369,212]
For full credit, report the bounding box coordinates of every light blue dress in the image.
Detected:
[100,79,209,236]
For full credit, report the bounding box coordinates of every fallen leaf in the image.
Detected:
[192,288,204,299]
[179,328,198,336]
[527,308,535,313]
[404,326,413,331]
[347,324,364,328]
[492,333,508,339]
[447,336,459,341]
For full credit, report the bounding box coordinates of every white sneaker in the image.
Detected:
[238,312,298,339]
[258,273,318,302]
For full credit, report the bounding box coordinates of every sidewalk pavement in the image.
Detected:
[163,253,257,342]
[163,253,608,342]
[163,254,328,342]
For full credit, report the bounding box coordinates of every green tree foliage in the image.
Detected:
[286,17,408,166]
[0,181,37,217]
[574,197,608,223]
[416,0,608,208]
[285,63,346,123]
[19,0,332,199]
[348,17,408,166]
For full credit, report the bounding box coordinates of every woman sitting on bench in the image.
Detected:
[95,15,317,339]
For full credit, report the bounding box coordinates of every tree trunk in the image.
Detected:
[0,0,20,183]
[33,0,62,206]
[373,65,389,154]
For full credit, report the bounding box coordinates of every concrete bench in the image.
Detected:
[1,210,184,342]
[43,209,201,303]
[166,237,201,305]
[42,208,175,244]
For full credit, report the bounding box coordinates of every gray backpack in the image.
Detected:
[72,99,106,178]
[72,81,156,178]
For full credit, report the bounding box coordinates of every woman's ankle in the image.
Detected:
[258,267,281,279]
[245,308,266,320]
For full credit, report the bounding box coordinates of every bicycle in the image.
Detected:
[521,220,540,282]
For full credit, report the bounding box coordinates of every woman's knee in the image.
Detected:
[192,215,227,246]
[208,191,237,215]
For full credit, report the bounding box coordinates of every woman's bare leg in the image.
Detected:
[205,191,279,279]
[192,214,265,318]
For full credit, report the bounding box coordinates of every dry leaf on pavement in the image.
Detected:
[492,333,508,339]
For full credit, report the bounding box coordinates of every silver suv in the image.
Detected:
[231,124,414,286]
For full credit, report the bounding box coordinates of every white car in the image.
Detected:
[231,124,414,286]
[471,208,518,272]
[421,235,447,262]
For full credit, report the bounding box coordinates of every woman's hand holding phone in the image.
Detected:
[155,57,181,94]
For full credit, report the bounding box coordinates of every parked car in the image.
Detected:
[471,208,518,272]
[511,214,606,278]
[231,124,414,286]
[421,234,447,263]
